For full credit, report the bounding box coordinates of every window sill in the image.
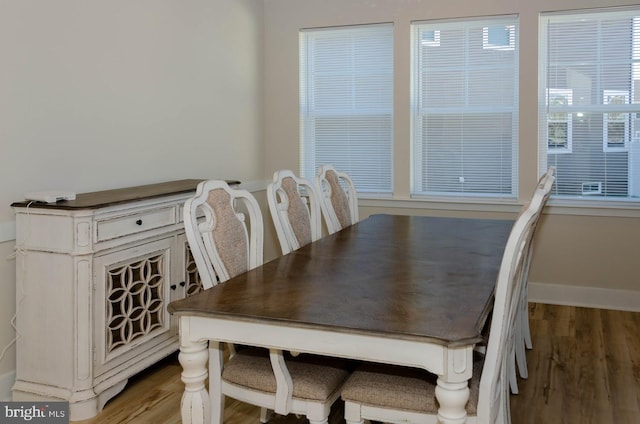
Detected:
[359,196,523,214]
[359,195,640,218]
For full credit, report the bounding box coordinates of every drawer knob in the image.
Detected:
[170,284,177,290]
[135,219,143,226]
[180,281,186,287]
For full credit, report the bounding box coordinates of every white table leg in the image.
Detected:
[179,338,210,424]
[209,342,225,424]
[435,378,469,424]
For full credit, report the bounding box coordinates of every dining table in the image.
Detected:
[168,213,514,424]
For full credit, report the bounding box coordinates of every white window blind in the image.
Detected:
[539,8,640,201]
[300,24,393,195]
[411,16,519,199]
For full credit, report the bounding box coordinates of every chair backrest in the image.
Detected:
[510,167,556,397]
[539,166,556,200]
[519,166,556,278]
[523,166,555,220]
[478,168,555,420]
[267,170,322,255]
[183,180,263,288]
[477,202,541,422]
[314,165,359,234]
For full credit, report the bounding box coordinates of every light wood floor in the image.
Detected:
[74,304,640,424]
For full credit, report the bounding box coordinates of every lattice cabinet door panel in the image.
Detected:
[93,238,175,377]
[180,234,205,297]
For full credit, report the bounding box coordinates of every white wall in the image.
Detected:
[0,0,264,389]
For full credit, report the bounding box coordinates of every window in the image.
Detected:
[547,89,573,153]
[411,16,519,199]
[422,30,441,47]
[539,8,640,201]
[603,90,629,151]
[483,25,516,51]
[299,24,393,195]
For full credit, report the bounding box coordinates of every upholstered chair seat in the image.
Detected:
[224,348,351,402]
[341,358,482,418]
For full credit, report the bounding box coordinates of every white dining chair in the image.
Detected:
[267,169,322,255]
[512,166,555,388]
[183,180,350,424]
[183,180,263,289]
[505,167,556,395]
[341,195,542,424]
[314,165,359,234]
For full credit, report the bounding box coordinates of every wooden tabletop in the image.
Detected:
[168,214,514,347]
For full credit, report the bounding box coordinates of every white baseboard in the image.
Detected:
[0,370,15,401]
[529,281,640,312]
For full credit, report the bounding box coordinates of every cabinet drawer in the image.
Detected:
[96,207,176,242]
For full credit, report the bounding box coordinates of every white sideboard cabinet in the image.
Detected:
[10,180,230,421]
